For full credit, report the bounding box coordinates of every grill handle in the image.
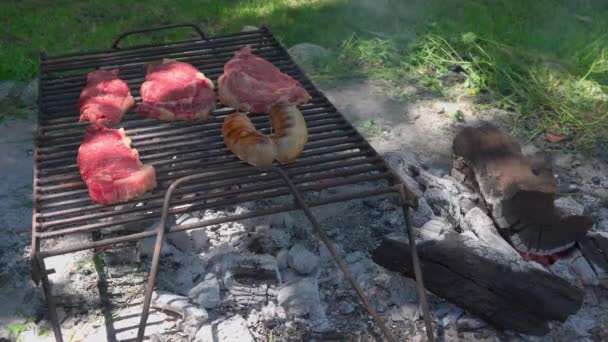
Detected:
[111,23,206,49]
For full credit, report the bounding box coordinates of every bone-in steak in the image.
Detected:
[219,46,311,113]
[78,69,135,126]
[138,59,216,120]
[78,126,157,204]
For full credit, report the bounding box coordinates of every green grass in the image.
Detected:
[318,0,608,150]
[2,0,607,150]
[7,322,29,338]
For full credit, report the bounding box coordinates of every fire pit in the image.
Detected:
[30,24,433,342]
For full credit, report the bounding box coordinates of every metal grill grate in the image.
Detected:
[31,25,433,342]
[34,27,403,253]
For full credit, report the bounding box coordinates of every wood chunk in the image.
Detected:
[452,123,593,254]
[372,233,584,335]
[579,234,608,288]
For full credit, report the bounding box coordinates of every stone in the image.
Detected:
[591,176,601,185]
[411,197,433,228]
[0,80,16,101]
[554,196,585,216]
[287,43,330,69]
[338,301,355,315]
[241,25,259,32]
[189,273,221,309]
[194,315,254,342]
[287,244,319,275]
[151,291,208,336]
[276,249,289,270]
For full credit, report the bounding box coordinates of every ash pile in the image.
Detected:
[91,123,608,342]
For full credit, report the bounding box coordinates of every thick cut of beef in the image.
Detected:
[219,46,311,113]
[78,127,157,204]
[78,69,135,126]
[138,59,216,120]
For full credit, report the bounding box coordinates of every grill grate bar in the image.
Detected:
[41,32,273,72]
[35,108,339,156]
[37,171,390,237]
[37,154,383,227]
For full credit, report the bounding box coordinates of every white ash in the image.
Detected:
[287,243,320,275]
[152,290,209,337]
[188,273,221,309]
[555,196,586,216]
[194,314,254,342]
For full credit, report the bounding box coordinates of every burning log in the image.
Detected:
[372,228,584,335]
[452,123,593,255]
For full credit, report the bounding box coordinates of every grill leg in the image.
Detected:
[274,167,398,342]
[36,256,64,342]
[398,184,435,342]
[136,223,166,342]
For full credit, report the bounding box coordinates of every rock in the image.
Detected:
[276,249,289,270]
[194,315,254,342]
[456,315,488,331]
[591,176,601,185]
[287,244,319,275]
[241,25,259,32]
[189,273,221,309]
[287,43,330,69]
[338,301,355,315]
[0,80,16,101]
[555,196,585,216]
[411,197,433,227]
[278,277,324,319]
[463,207,520,259]
[151,291,208,336]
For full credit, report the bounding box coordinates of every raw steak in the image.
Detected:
[138,59,216,120]
[78,126,157,204]
[78,69,135,126]
[218,46,311,113]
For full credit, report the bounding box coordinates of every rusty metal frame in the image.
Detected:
[31,24,435,342]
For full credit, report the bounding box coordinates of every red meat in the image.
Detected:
[78,126,157,204]
[218,46,311,113]
[138,59,216,120]
[78,69,135,126]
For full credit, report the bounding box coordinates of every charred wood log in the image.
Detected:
[452,123,592,255]
[372,231,584,335]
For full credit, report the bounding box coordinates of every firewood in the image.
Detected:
[452,123,592,254]
[372,232,584,335]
